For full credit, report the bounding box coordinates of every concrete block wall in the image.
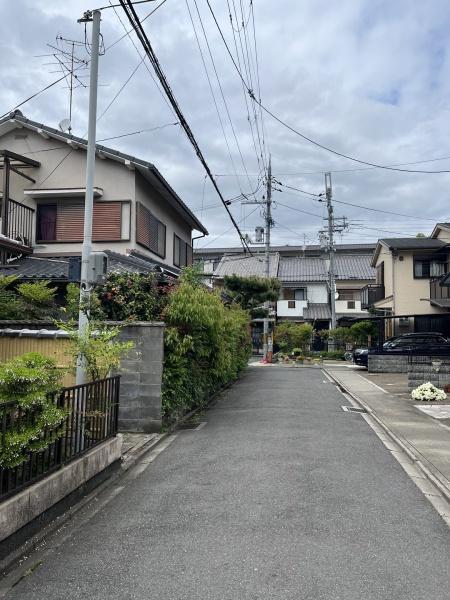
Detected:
[368,354,409,373]
[407,359,450,391]
[0,436,122,544]
[118,322,164,433]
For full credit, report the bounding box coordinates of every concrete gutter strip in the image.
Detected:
[324,368,450,503]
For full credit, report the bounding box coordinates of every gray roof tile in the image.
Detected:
[214,253,279,278]
[303,304,331,320]
[279,257,328,282]
[334,255,376,280]
[0,251,159,280]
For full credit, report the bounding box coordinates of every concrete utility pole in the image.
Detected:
[262,156,273,362]
[76,9,101,385]
[325,172,336,332]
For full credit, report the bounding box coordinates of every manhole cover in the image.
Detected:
[341,406,367,413]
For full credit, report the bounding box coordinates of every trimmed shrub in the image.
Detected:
[162,276,251,422]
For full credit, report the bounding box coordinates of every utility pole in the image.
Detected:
[325,172,336,332]
[262,156,272,362]
[76,9,101,385]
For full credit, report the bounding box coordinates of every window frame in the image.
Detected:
[136,202,166,258]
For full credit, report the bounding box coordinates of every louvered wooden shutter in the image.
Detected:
[93,202,121,241]
[56,202,122,241]
[56,203,84,241]
[136,202,166,257]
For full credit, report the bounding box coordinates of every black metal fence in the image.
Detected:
[369,347,450,358]
[0,376,120,501]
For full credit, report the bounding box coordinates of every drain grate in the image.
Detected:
[341,406,367,413]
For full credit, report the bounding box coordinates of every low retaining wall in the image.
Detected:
[0,436,122,544]
[408,358,450,391]
[368,354,409,373]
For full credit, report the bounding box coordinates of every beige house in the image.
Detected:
[362,233,450,336]
[0,111,207,272]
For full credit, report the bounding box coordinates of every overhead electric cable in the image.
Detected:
[278,182,438,222]
[191,0,255,195]
[185,0,244,196]
[205,0,450,175]
[225,0,263,174]
[118,0,252,252]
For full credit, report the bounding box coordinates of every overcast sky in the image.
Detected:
[1,0,450,249]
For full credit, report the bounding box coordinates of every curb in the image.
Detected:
[324,368,450,504]
[0,432,169,579]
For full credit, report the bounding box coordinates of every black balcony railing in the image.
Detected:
[361,284,385,309]
[5,199,34,248]
[430,275,450,302]
[0,376,120,501]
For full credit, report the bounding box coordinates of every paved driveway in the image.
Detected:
[5,366,450,599]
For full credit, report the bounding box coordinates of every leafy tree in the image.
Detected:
[274,322,313,352]
[223,274,280,317]
[17,280,58,319]
[320,321,378,347]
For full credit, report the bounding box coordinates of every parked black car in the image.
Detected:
[352,332,450,368]
[353,347,369,367]
[382,332,450,352]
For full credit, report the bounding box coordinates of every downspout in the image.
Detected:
[392,251,396,335]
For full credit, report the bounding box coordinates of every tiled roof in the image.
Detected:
[195,243,376,256]
[379,238,447,250]
[278,254,375,282]
[334,255,376,280]
[303,303,331,320]
[279,257,327,282]
[213,253,279,278]
[0,251,160,281]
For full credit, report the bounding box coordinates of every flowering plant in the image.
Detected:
[411,382,447,402]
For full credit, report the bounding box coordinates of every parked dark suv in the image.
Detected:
[353,332,450,367]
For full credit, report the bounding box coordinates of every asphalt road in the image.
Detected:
[5,366,450,599]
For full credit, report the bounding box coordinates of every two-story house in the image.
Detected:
[0,111,207,277]
[362,235,450,337]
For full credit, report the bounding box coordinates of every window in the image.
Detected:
[36,201,123,242]
[338,289,358,301]
[294,288,306,300]
[136,202,166,258]
[287,300,296,309]
[173,234,192,268]
[376,261,385,286]
[37,205,56,241]
[347,301,356,309]
[413,256,446,279]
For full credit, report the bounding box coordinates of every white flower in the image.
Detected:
[411,382,446,402]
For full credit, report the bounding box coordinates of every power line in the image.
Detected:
[197,205,259,248]
[191,0,255,195]
[185,0,244,196]
[118,0,252,253]
[97,121,178,141]
[277,182,438,222]
[274,201,323,219]
[205,0,450,175]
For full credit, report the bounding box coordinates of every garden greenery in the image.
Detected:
[162,269,251,422]
[61,321,134,381]
[0,353,66,468]
[274,322,313,353]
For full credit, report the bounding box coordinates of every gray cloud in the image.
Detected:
[1,0,450,249]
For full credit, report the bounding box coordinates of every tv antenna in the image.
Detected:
[38,35,90,133]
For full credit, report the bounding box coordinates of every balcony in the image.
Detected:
[430,274,450,307]
[361,284,385,309]
[0,199,34,254]
[277,299,308,318]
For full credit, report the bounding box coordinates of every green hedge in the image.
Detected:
[161,278,251,423]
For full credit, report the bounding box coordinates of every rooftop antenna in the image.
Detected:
[38,35,90,133]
